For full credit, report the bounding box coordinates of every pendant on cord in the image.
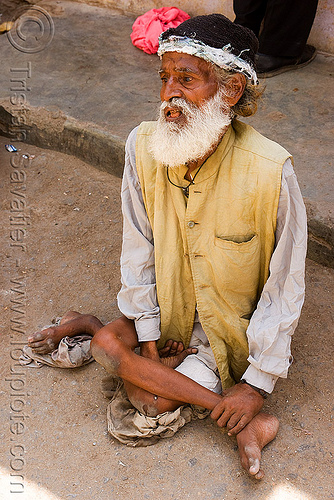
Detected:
[182,185,190,198]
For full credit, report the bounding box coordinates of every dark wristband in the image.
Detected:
[240,379,268,398]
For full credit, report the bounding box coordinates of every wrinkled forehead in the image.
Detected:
[160,52,216,77]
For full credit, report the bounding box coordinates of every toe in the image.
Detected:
[28,331,44,342]
[28,337,56,352]
[31,345,52,354]
[248,456,260,475]
[28,340,47,348]
[254,469,264,480]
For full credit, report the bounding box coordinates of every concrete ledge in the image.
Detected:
[0,99,333,268]
[0,99,125,178]
[304,199,334,268]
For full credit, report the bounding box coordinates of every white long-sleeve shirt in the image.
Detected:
[117,126,307,394]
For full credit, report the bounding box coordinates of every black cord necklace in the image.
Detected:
[166,162,205,198]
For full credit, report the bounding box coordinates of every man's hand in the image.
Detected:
[158,339,198,368]
[158,339,186,359]
[140,339,198,369]
[210,382,264,435]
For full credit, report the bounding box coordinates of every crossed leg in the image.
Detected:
[28,311,279,478]
[90,316,223,415]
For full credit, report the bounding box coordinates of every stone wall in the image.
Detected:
[66,0,333,55]
[308,0,334,55]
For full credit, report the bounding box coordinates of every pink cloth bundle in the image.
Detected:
[131,7,190,55]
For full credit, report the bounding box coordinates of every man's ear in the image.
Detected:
[224,73,246,106]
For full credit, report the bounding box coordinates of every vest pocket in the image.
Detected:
[213,233,260,309]
[214,233,258,249]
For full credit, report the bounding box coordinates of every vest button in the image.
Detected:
[187,221,195,228]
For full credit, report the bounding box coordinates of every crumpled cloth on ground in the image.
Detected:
[19,320,93,368]
[130,7,190,54]
[102,375,210,447]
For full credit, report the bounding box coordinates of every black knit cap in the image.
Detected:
[160,13,258,70]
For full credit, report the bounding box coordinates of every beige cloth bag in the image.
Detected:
[102,375,209,447]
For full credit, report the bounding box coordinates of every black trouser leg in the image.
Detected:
[259,0,319,58]
[234,0,319,59]
[233,0,268,37]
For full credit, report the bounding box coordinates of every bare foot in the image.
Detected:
[27,311,102,354]
[159,340,198,369]
[59,310,81,325]
[236,412,279,479]
[28,324,71,354]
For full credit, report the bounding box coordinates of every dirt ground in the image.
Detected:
[0,137,333,499]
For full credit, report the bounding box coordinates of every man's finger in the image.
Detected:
[158,346,171,356]
[158,340,174,356]
[176,342,184,353]
[226,412,246,431]
[185,347,198,356]
[210,402,226,421]
[227,414,249,436]
[164,339,174,349]
[167,341,179,356]
[216,409,234,428]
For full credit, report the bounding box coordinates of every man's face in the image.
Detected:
[150,52,233,167]
[159,52,219,125]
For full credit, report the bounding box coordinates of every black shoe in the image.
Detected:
[256,45,317,78]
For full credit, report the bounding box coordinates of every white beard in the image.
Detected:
[149,90,232,167]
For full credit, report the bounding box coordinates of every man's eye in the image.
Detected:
[182,77,193,83]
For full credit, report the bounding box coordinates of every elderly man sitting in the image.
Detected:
[28,14,307,479]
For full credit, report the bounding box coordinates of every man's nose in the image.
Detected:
[160,77,183,102]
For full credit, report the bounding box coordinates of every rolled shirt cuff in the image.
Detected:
[135,317,161,343]
[242,364,279,394]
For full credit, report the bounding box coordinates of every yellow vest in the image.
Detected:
[135,119,291,388]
